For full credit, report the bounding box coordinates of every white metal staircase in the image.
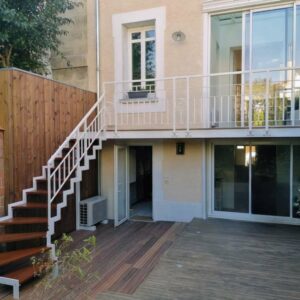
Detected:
[0,94,106,299]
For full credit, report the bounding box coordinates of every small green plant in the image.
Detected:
[28,233,98,299]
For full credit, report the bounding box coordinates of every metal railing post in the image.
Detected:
[173,78,176,134]
[265,71,270,132]
[186,77,190,133]
[47,166,51,248]
[249,72,253,133]
[291,69,295,127]
[114,83,118,134]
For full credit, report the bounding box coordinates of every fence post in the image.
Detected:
[0,129,4,216]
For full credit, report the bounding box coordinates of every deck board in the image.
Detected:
[1,219,300,300]
[0,220,182,300]
[97,219,300,300]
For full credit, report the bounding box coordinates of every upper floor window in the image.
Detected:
[211,5,300,74]
[129,27,156,91]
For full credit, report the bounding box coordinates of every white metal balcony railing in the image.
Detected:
[103,67,300,133]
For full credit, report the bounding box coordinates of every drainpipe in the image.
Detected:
[96,0,100,99]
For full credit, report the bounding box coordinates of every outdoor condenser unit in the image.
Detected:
[80,196,107,227]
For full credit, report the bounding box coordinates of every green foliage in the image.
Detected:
[0,0,82,74]
[29,233,99,299]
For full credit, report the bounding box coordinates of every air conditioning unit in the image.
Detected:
[80,196,107,227]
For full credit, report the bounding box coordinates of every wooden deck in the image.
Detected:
[1,218,300,300]
[97,219,300,300]
[0,220,184,299]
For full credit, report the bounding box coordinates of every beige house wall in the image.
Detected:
[100,0,203,84]
[100,140,204,221]
[51,0,97,92]
[162,140,202,203]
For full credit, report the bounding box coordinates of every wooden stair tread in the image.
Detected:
[27,190,62,195]
[14,203,56,209]
[0,246,49,267]
[0,232,46,243]
[3,265,36,284]
[0,217,48,225]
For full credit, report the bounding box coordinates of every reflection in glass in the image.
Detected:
[244,8,293,127]
[214,145,249,213]
[132,43,141,81]
[293,146,300,218]
[146,30,155,38]
[252,145,290,216]
[210,13,243,127]
[296,7,300,67]
[131,32,141,40]
[251,8,293,71]
[145,41,155,79]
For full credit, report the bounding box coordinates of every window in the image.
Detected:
[129,27,156,92]
[210,5,300,127]
[211,7,295,74]
[214,144,294,218]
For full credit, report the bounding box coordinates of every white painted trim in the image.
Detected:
[209,211,300,226]
[126,142,154,220]
[152,141,163,221]
[203,0,293,13]
[112,7,166,113]
[128,26,156,88]
[112,7,165,84]
[113,145,129,227]
[105,127,300,140]
[209,141,300,225]
[155,200,204,223]
[202,13,210,127]
[0,277,19,299]
[201,140,207,219]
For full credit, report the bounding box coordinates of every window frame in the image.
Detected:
[128,26,156,90]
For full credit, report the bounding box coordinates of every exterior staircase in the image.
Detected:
[0,95,105,299]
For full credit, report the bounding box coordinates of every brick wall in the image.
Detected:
[0,129,4,216]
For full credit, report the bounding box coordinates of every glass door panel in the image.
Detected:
[251,145,290,217]
[214,145,249,213]
[245,8,293,127]
[295,6,300,125]
[293,145,300,218]
[210,13,243,127]
[251,8,293,71]
[114,146,128,227]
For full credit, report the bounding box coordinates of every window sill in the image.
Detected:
[120,97,159,104]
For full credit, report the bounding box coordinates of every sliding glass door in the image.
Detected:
[213,143,300,223]
[245,7,294,127]
[210,4,300,128]
[251,145,290,217]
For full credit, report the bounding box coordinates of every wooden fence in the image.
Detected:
[0,68,97,207]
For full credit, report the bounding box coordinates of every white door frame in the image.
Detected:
[208,140,300,225]
[114,145,129,227]
[127,143,154,220]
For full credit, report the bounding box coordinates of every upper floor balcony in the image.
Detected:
[103,67,300,138]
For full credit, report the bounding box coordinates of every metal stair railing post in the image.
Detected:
[46,94,105,260]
